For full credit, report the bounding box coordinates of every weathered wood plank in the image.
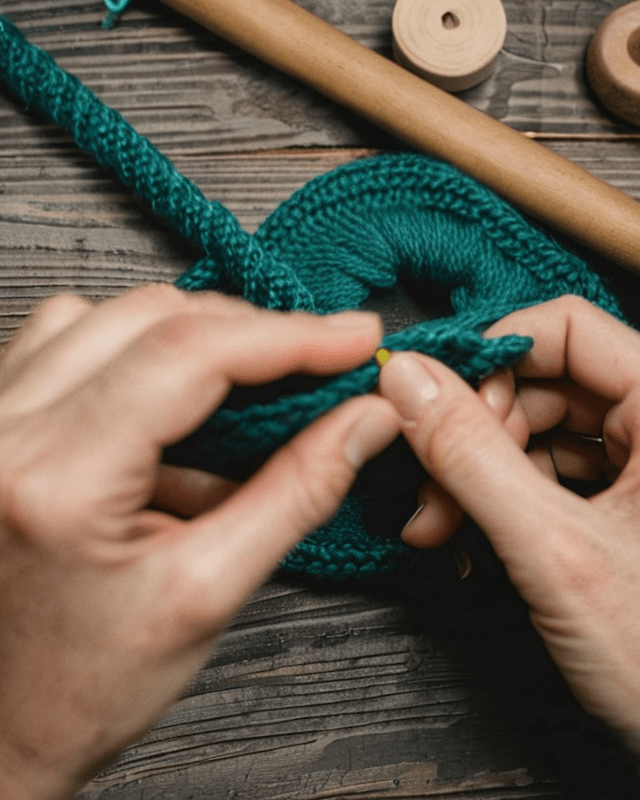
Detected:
[1,0,638,162]
[76,571,640,799]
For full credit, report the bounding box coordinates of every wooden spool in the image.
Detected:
[587,1,640,127]
[392,0,506,92]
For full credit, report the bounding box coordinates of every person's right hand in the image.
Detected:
[378,296,640,760]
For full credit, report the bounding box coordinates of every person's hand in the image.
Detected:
[378,295,640,759]
[0,284,401,800]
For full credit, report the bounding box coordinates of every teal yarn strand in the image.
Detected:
[0,15,313,312]
[102,0,133,29]
[0,15,626,578]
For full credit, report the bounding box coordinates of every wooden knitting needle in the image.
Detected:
[161,0,640,274]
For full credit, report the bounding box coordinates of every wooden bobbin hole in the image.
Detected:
[441,10,460,29]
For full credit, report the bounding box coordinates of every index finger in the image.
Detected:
[484,296,640,402]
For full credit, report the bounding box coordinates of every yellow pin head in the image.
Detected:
[375,347,391,367]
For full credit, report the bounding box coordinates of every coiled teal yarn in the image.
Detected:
[0,15,626,578]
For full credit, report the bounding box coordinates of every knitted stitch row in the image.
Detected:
[0,15,625,578]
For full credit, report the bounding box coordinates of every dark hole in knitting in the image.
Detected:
[363,279,454,333]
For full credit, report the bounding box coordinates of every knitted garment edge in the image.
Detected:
[0,14,626,578]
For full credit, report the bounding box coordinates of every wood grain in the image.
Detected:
[78,570,640,799]
[3,1,640,797]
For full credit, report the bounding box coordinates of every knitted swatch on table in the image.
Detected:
[0,15,625,578]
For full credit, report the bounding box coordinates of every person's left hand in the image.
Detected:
[0,285,400,800]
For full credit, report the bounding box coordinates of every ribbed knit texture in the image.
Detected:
[0,15,625,578]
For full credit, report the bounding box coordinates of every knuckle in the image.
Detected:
[141,312,205,360]
[201,292,260,317]
[552,293,592,315]
[32,293,92,321]
[0,420,89,551]
[126,282,187,315]
[418,401,487,477]
[0,451,53,546]
[602,392,640,471]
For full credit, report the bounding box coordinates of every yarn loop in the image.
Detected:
[102,0,132,28]
[0,14,625,577]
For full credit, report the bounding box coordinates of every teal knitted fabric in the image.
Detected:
[0,15,625,578]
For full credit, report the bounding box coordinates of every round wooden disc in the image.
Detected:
[587,1,640,127]
[392,0,506,92]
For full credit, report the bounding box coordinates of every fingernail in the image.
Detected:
[453,549,473,580]
[483,383,505,414]
[379,354,439,423]
[345,404,398,469]
[481,368,515,417]
[401,503,425,536]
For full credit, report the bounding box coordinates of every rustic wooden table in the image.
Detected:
[3,1,640,797]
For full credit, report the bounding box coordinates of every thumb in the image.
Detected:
[161,394,401,634]
[377,352,586,576]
